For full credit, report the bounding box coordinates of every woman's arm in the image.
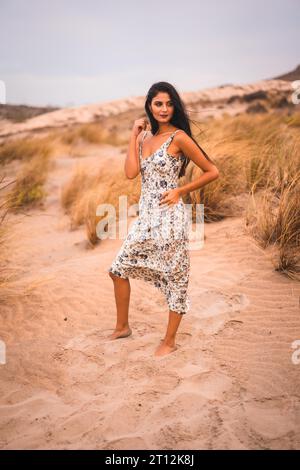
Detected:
[176,130,219,196]
[124,129,143,179]
[124,131,141,179]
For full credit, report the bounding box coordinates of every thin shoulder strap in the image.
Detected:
[141,130,148,143]
[139,130,148,158]
[165,129,182,149]
[169,129,181,142]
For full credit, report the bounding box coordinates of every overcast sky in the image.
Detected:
[0,0,299,107]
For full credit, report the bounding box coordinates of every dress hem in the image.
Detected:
[107,266,189,315]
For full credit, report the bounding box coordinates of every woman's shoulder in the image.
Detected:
[174,128,188,138]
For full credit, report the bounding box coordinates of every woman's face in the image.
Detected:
[150,92,174,124]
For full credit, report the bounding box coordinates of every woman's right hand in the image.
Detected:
[132,118,148,137]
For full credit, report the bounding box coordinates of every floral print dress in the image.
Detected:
[107,129,191,314]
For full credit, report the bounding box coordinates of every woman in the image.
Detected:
[107,81,219,357]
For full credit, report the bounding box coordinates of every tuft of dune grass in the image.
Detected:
[245,173,300,280]
[61,166,94,213]
[61,165,141,244]
[0,173,22,302]
[0,136,53,165]
[88,170,141,245]
[275,174,300,279]
[6,150,52,211]
[284,111,300,128]
[59,122,128,147]
[185,111,300,222]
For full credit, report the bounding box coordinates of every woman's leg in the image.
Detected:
[154,310,183,356]
[108,272,132,339]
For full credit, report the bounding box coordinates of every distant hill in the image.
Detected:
[271,64,300,81]
[0,103,60,123]
[0,74,296,140]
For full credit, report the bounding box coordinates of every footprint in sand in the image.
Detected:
[177,370,234,401]
[191,290,250,335]
[199,291,249,317]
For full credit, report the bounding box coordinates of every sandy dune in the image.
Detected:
[0,141,300,450]
[0,78,293,140]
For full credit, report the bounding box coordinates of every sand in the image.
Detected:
[0,81,299,449]
[1,154,299,449]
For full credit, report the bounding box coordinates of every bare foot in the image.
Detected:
[108,327,132,340]
[154,341,177,357]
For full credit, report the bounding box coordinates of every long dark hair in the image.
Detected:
[144,81,213,178]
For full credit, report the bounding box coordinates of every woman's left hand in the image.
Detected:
[159,188,181,207]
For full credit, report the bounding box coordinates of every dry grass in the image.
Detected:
[0,174,11,251]
[59,122,127,147]
[183,151,245,221]
[246,172,300,280]
[7,158,50,210]
[0,134,55,301]
[61,166,94,213]
[6,145,53,211]
[0,134,55,211]
[61,165,141,245]
[187,111,300,278]
[0,174,19,302]
[284,113,300,128]
[0,136,53,165]
[46,122,130,158]
[276,176,300,279]
[184,112,300,222]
